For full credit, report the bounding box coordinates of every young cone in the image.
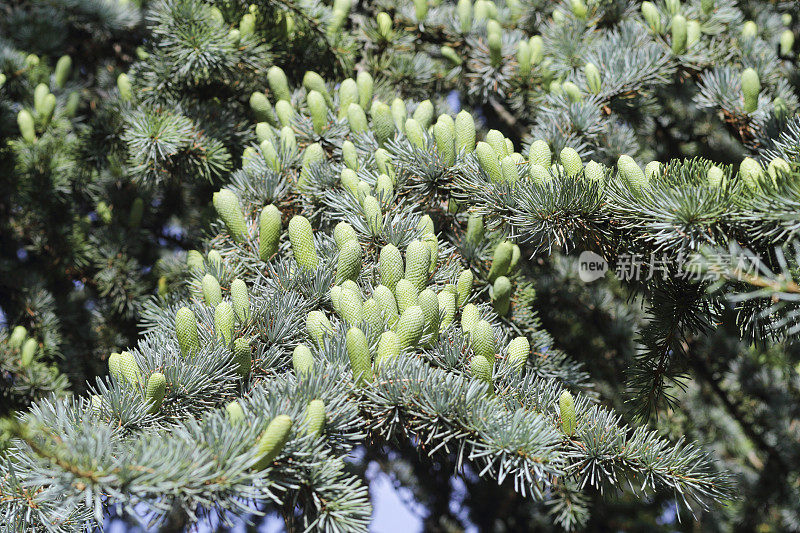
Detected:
[233,337,251,377]
[213,190,247,243]
[253,415,293,470]
[559,390,577,436]
[54,55,72,88]
[215,302,235,345]
[226,401,245,424]
[363,298,383,333]
[302,71,332,105]
[288,215,319,270]
[471,320,495,362]
[145,373,167,414]
[438,290,456,329]
[118,351,142,386]
[461,303,480,334]
[405,118,426,149]
[455,110,476,153]
[175,307,200,357]
[307,311,332,346]
[374,285,400,325]
[299,143,324,189]
[334,221,358,249]
[18,110,36,143]
[671,15,687,54]
[9,326,27,349]
[491,276,512,316]
[21,338,37,366]
[342,140,359,170]
[396,306,425,349]
[742,68,760,114]
[395,279,419,314]
[117,73,132,101]
[739,157,763,189]
[231,279,250,321]
[339,287,364,325]
[560,148,582,177]
[307,90,328,134]
[293,344,314,375]
[376,331,401,365]
[413,100,434,129]
[363,195,383,236]
[357,71,373,108]
[336,239,362,283]
[476,142,502,182]
[470,355,493,384]
[372,101,395,146]
[304,399,326,437]
[267,66,292,102]
[419,289,440,339]
[488,242,513,282]
[434,118,456,165]
[618,155,648,191]
[529,140,551,168]
[346,327,372,386]
[585,62,601,93]
[338,79,358,118]
[379,244,404,291]
[507,336,530,371]
[202,274,223,307]
[405,240,431,292]
[250,92,275,124]
[259,205,282,261]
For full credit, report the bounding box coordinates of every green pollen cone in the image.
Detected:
[293,344,314,375]
[346,327,372,386]
[559,390,576,436]
[233,337,251,377]
[461,303,479,334]
[145,373,167,414]
[231,279,250,321]
[213,189,247,243]
[470,355,492,384]
[506,336,530,371]
[488,242,513,283]
[405,240,430,292]
[304,399,326,436]
[288,215,319,270]
[376,330,401,366]
[214,301,235,345]
[259,204,282,261]
[618,155,648,192]
[175,306,200,357]
[306,311,332,346]
[396,305,425,349]
[202,274,223,307]
[336,239,362,284]
[379,244,404,291]
[374,285,400,325]
[471,320,495,362]
[253,415,293,470]
[226,401,245,424]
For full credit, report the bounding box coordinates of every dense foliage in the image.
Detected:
[1,0,799,531]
